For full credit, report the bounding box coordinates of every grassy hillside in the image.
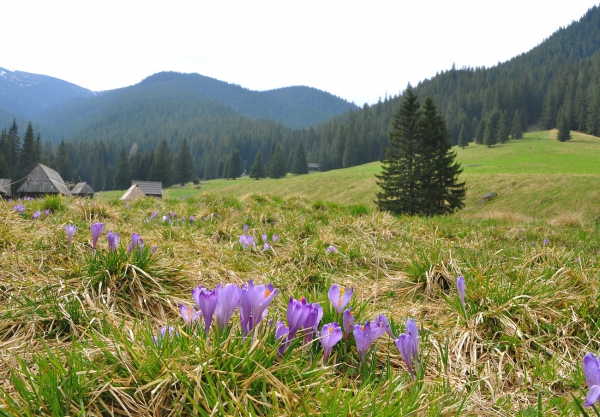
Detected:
[101,130,600,223]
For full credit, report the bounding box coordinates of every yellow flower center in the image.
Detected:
[264,290,271,298]
[338,287,345,308]
[328,326,333,334]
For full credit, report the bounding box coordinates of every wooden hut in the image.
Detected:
[16,164,71,198]
[308,163,319,172]
[120,183,146,201]
[0,179,12,199]
[131,180,162,198]
[71,182,95,198]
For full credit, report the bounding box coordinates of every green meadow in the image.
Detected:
[1,130,599,415]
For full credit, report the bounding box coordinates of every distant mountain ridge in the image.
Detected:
[0,67,94,118]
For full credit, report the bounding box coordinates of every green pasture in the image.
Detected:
[100,130,600,222]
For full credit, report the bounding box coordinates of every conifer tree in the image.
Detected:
[113,147,131,190]
[7,119,20,179]
[511,110,524,139]
[149,140,174,186]
[291,140,308,175]
[174,138,195,185]
[474,119,485,144]
[376,89,465,216]
[226,149,243,179]
[268,144,287,179]
[55,141,74,183]
[483,120,497,148]
[342,135,360,168]
[497,112,510,143]
[18,123,38,179]
[457,124,469,148]
[249,151,266,179]
[557,106,572,142]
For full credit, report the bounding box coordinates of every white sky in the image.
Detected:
[1,1,597,105]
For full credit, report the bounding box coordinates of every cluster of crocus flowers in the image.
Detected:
[395,319,419,381]
[261,233,278,251]
[13,204,25,215]
[106,231,120,252]
[180,280,279,338]
[353,316,390,363]
[239,225,256,250]
[128,232,144,253]
[278,296,323,354]
[32,210,41,219]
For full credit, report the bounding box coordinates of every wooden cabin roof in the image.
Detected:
[71,182,95,195]
[16,164,71,196]
[131,180,162,197]
[120,183,146,200]
[0,179,12,198]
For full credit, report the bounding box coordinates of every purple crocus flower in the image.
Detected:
[343,308,355,341]
[320,322,343,363]
[65,224,76,249]
[13,204,25,215]
[44,209,51,216]
[326,245,339,254]
[192,285,218,334]
[239,279,279,336]
[179,303,202,327]
[32,210,41,219]
[153,326,176,346]
[406,318,419,361]
[584,353,600,407]
[244,224,249,230]
[372,314,392,338]
[543,238,549,245]
[286,296,311,340]
[276,319,290,355]
[272,234,279,242]
[106,231,120,252]
[353,321,381,363]
[263,242,271,251]
[395,333,415,381]
[150,211,158,220]
[328,284,353,314]
[128,232,141,253]
[151,244,158,254]
[215,283,241,329]
[189,215,195,222]
[90,222,104,251]
[456,276,466,313]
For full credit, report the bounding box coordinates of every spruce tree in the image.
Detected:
[149,140,174,186]
[291,140,309,175]
[483,120,497,148]
[55,141,74,183]
[376,89,465,216]
[249,151,266,179]
[557,107,572,142]
[511,110,524,139]
[268,144,287,179]
[457,124,469,148]
[7,120,20,179]
[113,147,131,190]
[230,150,243,179]
[18,123,38,179]
[497,112,510,143]
[474,119,485,144]
[174,138,195,184]
[375,88,423,215]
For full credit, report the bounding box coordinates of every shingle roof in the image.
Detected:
[16,164,71,196]
[131,180,162,197]
[71,182,95,195]
[0,179,12,197]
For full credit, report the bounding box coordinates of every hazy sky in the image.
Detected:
[1,1,597,105]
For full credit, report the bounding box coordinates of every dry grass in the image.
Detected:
[0,193,598,415]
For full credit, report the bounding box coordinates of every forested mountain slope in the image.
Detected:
[311,5,600,171]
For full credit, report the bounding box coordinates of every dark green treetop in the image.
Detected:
[249,151,266,179]
[174,138,195,185]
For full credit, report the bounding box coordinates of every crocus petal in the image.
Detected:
[275,319,289,341]
[343,309,355,340]
[320,322,343,362]
[179,303,202,326]
[456,276,466,310]
[406,318,419,360]
[585,385,600,407]
[584,353,600,388]
[396,333,414,381]
[215,283,241,329]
